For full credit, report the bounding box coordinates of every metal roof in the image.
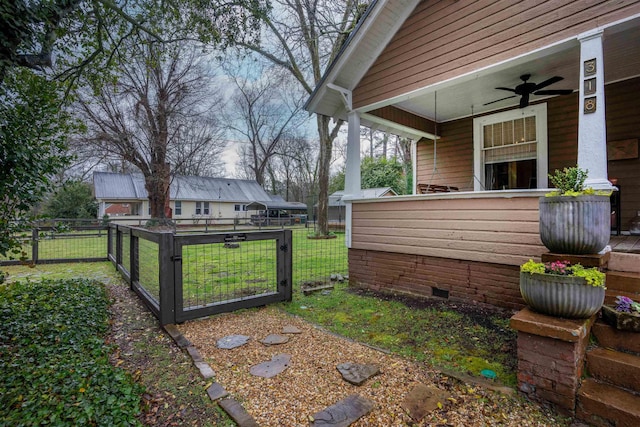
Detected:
[93,172,278,203]
[327,187,397,207]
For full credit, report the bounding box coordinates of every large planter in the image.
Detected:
[520,272,605,319]
[539,195,610,254]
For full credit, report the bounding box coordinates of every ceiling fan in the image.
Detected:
[484,74,573,108]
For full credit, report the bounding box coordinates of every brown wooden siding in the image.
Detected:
[353,0,640,108]
[368,105,436,134]
[414,77,640,230]
[348,249,524,311]
[351,195,546,267]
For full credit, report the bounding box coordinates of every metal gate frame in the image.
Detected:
[172,229,293,324]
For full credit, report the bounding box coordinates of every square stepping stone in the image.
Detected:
[400,383,451,422]
[249,353,291,378]
[217,334,250,349]
[336,362,380,386]
[311,394,375,426]
[282,325,302,334]
[260,334,290,345]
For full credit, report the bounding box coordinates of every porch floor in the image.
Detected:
[610,235,640,253]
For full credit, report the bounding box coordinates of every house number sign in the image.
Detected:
[583,58,597,114]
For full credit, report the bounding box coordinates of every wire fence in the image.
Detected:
[0,218,349,294]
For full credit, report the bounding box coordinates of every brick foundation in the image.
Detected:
[510,308,595,415]
[348,248,524,310]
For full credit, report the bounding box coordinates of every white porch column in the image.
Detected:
[577,30,613,190]
[344,110,361,248]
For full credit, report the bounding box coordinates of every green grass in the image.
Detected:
[279,282,518,387]
[0,277,143,426]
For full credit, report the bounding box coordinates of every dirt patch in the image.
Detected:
[178,306,571,427]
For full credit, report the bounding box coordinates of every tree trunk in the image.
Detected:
[145,162,171,226]
[317,115,334,235]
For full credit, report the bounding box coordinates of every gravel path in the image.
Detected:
[178,306,572,427]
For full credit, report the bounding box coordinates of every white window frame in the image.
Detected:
[203,201,210,215]
[174,201,182,216]
[473,103,548,191]
[195,201,202,215]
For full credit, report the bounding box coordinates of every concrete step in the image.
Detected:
[586,347,640,394]
[592,321,640,355]
[577,378,640,427]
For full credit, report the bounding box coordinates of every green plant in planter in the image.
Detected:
[521,259,606,288]
[545,167,611,197]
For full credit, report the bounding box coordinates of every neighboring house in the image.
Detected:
[305,1,640,310]
[103,203,131,216]
[93,172,306,225]
[323,188,397,222]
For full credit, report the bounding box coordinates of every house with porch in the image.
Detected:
[306,1,640,423]
[306,0,640,309]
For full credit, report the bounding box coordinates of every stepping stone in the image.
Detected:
[400,383,452,422]
[311,394,375,426]
[206,383,229,401]
[249,354,291,378]
[282,325,302,334]
[260,334,290,345]
[217,334,250,349]
[336,362,380,386]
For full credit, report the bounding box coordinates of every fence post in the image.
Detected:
[107,225,112,261]
[31,227,39,265]
[158,231,176,326]
[116,225,122,268]
[130,233,138,285]
[278,229,293,302]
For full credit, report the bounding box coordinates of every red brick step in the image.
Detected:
[577,378,640,427]
[586,347,640,394]
[591,322,640,355]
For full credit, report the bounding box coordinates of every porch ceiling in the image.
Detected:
[385,19,640,124]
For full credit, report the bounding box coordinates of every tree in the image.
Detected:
[42,181,98,219]
[76,40,226,224]
[0,69,75,257]
[223,60,306,186]
[361,156,406,195]
[0,0,268,87]
[238,0,369,235]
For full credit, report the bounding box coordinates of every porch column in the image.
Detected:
[577,30,613,190]
[344,110,361,248]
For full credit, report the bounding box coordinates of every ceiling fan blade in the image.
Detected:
[534,76,563,91]
[483,95,517,106]
[496,87,517,93]
[534,89,574,95]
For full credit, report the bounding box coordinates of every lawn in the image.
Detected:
[1,226,518,389]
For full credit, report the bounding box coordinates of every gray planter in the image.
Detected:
[601,305,640,332]
[539,195,610,254]
[520,272,605,319]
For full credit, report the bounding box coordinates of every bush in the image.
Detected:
[0,278,143,426]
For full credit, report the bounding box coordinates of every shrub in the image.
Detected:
[0,278,143,426]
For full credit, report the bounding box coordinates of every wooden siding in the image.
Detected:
[353,0,640,108]
[414,77,640,230]
[351,195,546,267]
[348,249,524,310]
[368,105,436,134]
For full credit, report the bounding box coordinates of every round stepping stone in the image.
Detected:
[400,383,452,422]
[249,354,291,378]
[282,325,302,334]
[216,334,250,349]
[336,362,380,386]
[260,334,290,345]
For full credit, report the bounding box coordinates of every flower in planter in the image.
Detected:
[614,295,640,313]
[520,259,606,288]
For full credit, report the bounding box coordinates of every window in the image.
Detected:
[203,202,210,215]
[473,104,547,191]
[174,201,182,215]
[235,204,240,211]
[195,201,201,215]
